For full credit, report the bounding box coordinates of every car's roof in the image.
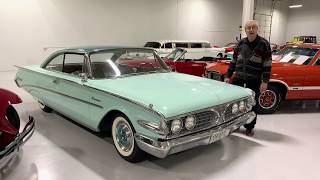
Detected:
[60,46,154,53]
[286,43,320,49]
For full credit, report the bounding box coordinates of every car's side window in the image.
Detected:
[44,54,64,72]
[63,54,85,76]
[191,43,202,48]
[176,43,188,48]
[164,43,173,49]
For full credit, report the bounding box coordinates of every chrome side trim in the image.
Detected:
[288,86,320,90]
[84,85,166,118]
[135,111,256,158]
[19,84,103,109]
[269,79,289,89]
[16,66,165,118]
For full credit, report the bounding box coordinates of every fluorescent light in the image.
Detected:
[289,4,303,8]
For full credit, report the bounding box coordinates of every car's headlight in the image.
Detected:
[239,101,245,111]
[184,115,196,130]
[171,119,182,134]
[232,103,239,114]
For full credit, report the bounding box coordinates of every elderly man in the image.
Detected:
[225,20,272,136]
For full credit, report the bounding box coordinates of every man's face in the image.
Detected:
[245,23,258,40]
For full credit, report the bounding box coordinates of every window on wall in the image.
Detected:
[44,54,64,72]
[63,54,85,75]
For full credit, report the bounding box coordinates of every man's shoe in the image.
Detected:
[245,129,254,137]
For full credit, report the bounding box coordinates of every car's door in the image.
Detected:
[50,53,92,126]
[303,55,320,99]
[40,53,66,107]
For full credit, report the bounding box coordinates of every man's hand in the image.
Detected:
[260,82,268,93]
[224,77,230,83]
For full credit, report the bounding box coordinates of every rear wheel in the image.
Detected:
[6,106,20,131]
[111,114,146,163]
[257,85,282,114]
[38,101,53,113]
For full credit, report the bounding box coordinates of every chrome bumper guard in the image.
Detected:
[135,111,255,158]
[0,116,35,169]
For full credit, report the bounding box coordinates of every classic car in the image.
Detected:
[144,40,225,58]
[15,47,256,162]
[0,88,35,169]
[205,43,320,114]
[163,48,231,77]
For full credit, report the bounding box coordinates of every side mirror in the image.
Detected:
[79,73,88,82]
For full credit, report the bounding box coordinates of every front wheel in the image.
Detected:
[111,114,146,162]
[256,85,282,114]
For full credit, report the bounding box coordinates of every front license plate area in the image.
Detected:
[209,129,230,144]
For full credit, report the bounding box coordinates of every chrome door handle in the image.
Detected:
[91,97,101,102]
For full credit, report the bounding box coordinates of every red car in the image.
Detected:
[0,88,34,169]
[205,43,320,114]
[163,48,231,77]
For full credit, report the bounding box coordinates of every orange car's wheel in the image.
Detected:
[257,85,282,114]
[6,106,20,131]
[111,114,146,163]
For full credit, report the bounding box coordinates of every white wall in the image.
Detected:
[286,0,320,42]
[0,0,243,71]
[270,0,289,45]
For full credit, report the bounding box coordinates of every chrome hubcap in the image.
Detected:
[115,121,133,152]
[259,90,277,109]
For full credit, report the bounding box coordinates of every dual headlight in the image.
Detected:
[231,100,246,114]
[171,115,196,134]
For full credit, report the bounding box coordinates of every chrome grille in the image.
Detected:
[207,71,223,81]
[166,97,252,138]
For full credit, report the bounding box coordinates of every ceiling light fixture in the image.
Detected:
[289,4,303,8]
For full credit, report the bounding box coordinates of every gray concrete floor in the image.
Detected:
[1,71,320,180]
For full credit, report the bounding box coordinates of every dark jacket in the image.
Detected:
[226,36,272,83]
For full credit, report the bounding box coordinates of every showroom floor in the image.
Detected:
[1,71,320,180]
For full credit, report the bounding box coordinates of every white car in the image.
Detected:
[144,40,225,59]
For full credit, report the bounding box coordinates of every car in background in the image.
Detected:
[204,43,320,114]
[144,40,226,58]
[16,46,256,162]
[0,88,35,169]
[163,48,231,77]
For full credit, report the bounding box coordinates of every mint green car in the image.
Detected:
[15,47,256,162]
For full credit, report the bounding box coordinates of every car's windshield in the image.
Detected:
[90,48,169,79]
[275,47,319,65]
[165,49,186,61]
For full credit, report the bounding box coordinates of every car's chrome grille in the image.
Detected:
[166,98,251,138]
[207,71,223,81]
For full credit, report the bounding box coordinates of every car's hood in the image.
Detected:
[88,72,251,118]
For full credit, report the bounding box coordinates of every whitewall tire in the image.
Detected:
[111,114,146,162]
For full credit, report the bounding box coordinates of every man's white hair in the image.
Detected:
[245,20,259,28]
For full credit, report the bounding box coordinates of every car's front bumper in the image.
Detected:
[0,116,35,169]
[135,111,255,158]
